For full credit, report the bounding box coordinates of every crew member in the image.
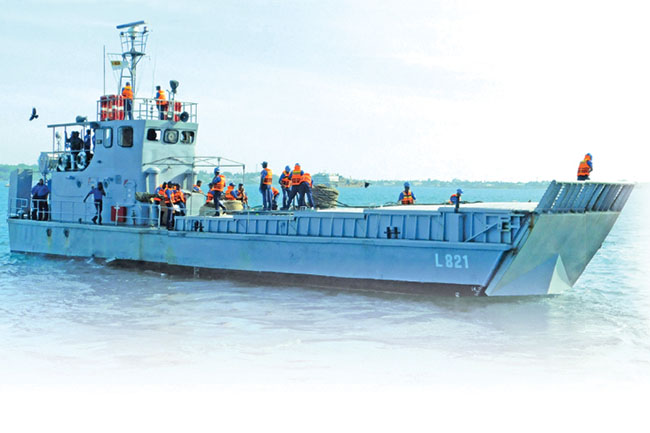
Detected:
[165,182,176,228]
[155,85,168,120]
[278,165,292,209]
[66,131,84,166]
[449,188,463,213]
[154,183,165,226]
[271,187,280,210]
[121,82,134,120]
[577,153,593,181]
[237,184,249,208]
[83,182,106,224]
[285,163,303,209]
[398,182,416,205]
[260,161,273,211]
[206,180,226,216]
[192,180,203,193]
[31,178,50,221]
[225,183,239,200]
[299,172,314,208]
[82,129,93,165]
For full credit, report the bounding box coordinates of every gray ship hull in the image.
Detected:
[7,181,634,296]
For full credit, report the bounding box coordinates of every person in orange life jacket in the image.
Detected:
[210,167,227,215]
[173,184,186,216]
[260,161,273,211]
[153,182,166,226]
[298,172,314,208]
[398,182,416,205]
[192,180,203,193]
[206,182,226,215]
[271,187,280,210]
[165,182,177,229]
[278,165,292,209]
[237,184,249,208]
[577,153,593,181]
[225,183,239,200]
[122,81,133,120]
[449,188,463,213]
[284,163,303,209]
[155,85,168,120]
[31,178,50,221]
[83,182,106,224]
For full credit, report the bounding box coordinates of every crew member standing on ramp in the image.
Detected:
[577,153,593,181]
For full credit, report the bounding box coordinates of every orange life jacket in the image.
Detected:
[156,89,168,107]
[291,166,302,186]
[271,187,279,197]
[263,168,273,185]
[225,185,236,200]
[577,160,591,177]
[206,187,218,204]
[449,193,459,204]
[122,85,133,100]
[214,175,226,192]
[161,187,171,205]
[402,190,414,205]
[280,170,291,188]
[193,184,202,193]
[300,173,312,186]
[238,188,248,202]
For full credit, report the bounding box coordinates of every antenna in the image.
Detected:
[115,20,149,97]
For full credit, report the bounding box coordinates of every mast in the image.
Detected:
[116,20,149,97]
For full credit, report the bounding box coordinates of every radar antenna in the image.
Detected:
[113,20,149,97]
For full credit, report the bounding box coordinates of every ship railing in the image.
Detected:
[96,96,198,122]
[9,197,161,228]
[535,181,635,214]
[39,150,94,173]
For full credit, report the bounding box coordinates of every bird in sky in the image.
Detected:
[29,107,38,121]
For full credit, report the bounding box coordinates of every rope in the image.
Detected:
[312,184,339,209]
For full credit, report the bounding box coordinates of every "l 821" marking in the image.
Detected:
[435,253,469,269]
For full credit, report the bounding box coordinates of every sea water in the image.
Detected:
[1,184,649,390]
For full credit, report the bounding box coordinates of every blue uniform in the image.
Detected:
[31,183,50,221]
[85,186,106,224]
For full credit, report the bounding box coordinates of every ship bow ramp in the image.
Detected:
[485,181,634,296]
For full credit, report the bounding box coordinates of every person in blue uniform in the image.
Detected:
[192,180,203,193]
[449,188,463,213]
[31,178,50,220]
[83,182,106,224]
[260,161,273,211]
[398,182,416,205]
[278,165,292,209]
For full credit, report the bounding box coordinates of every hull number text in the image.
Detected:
[435,253,469,269]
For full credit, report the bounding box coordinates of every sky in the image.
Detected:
[1,0,649,182]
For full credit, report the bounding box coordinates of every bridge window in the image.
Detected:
[163,129,179,144]
[180,131,195,144]
[146,128,161,141]
[118,126,133,147]
[97,127,112,148]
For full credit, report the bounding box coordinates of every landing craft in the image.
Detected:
[6,22,634,296]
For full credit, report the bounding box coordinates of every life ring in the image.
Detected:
[57,154,69,171]
[76,151,87,170]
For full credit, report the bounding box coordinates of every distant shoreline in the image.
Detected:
[4,164,638,188]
